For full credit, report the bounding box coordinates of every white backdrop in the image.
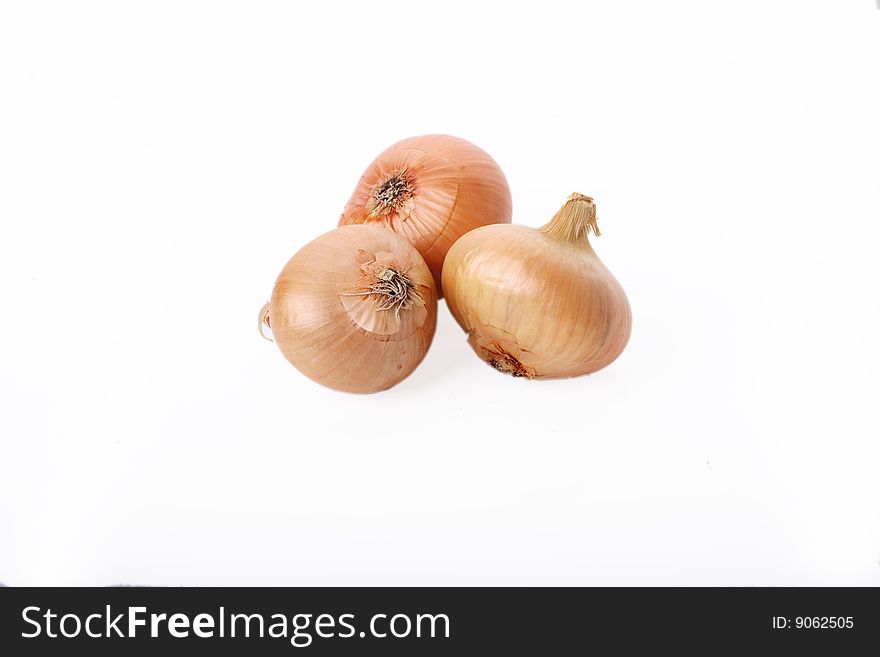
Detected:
[1,1,879,586]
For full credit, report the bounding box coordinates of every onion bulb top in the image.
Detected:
[441,193,631,379]
[339,134,512,295]
[264,224,437,393]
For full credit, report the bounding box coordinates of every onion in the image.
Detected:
[339,134,512,295]
[441,194,631,379]
[263,225,437,393]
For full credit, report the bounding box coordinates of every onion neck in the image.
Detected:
[538,193,600,247]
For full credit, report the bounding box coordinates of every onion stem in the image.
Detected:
[538,193,601,244]
[258,302,273,341]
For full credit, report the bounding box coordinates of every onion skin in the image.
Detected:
[441,194,631,379]
[339,134,512,295]
[269,225,437,393]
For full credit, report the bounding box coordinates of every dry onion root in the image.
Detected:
[339,134,512,295]
[265,225,437,393]
[441,193,631,379]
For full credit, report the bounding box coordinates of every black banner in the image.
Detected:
[0,587,877,654]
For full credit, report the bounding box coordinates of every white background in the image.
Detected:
[1,1,879,586]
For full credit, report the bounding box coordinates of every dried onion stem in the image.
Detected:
[258,302,273,342]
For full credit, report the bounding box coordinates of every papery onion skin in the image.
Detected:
[339,134,512,295]
[441,194,631,379]
[269,224,437,393]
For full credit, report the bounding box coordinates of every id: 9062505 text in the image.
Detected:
[772,617,854,630]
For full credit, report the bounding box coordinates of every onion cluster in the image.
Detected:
[261,135,630,393]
